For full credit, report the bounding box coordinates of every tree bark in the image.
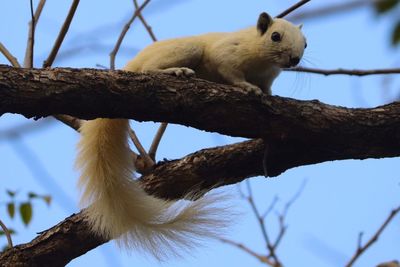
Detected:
[1,65,400,144]
[1,65,399,266]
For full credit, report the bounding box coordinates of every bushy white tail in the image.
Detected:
[76,118,231,259]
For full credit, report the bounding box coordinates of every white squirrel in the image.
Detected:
[76,12,306,259]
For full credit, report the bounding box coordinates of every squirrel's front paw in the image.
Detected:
[162,67,195,77]
[234,82,263,96]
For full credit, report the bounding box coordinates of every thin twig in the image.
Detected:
[109,0,151,70]
[286,67,400,76]
[132,0,169,162]
[111,0,155,166]
[262,196,279,219]
[245,180,272,246]
[245,180,281,266]
[345,206,400,267]
[53,115,81,131]
[276,0,311,18]
[28,0,35,68]
[0,43,21,67]
[289,0,380,22]
[40,0,82,131]
[272,215,287,252]
[282,179,307,218]
[272,180,306,252]
[148,122,167,160]
[0,219,13,248]
[24,0,46,68]
[129,129,154,167]
[133,0,157,42]
[43,0,80,68]
[219,238,274,266]
[357,232,364,250]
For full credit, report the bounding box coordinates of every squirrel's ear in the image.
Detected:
[257,12,273,35]
[298,24,303,30]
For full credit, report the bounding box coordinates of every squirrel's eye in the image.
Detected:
[304,42,307,49]
[271,32,281,42]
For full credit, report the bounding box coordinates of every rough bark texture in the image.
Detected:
[0,212,104,267]
[1,65,400,144]
[1,65,400,266]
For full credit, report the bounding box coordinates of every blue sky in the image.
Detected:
[1,1,399,266]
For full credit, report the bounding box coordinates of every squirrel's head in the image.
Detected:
[257,12,306,68]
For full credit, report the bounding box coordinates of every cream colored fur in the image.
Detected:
[76,13,305,259]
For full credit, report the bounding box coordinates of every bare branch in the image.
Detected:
[345,206,400,267]
[262,196,279,219]
[245,180,272,246]
[109,0,151,70]
[148,122,167,160]
[53,114,81,131]
[42,0,80,68]
[289,0,380,22]
[219,238,273,266]
[133,0,157,41]
[0,43,21,67]
[245,181,282,266]
[130,1,167,163]
[128,129,155,170]
[0,219,13,248]
[23,0,46,68]
[282,179,307,218]
[286,67,400,76]
[1,66,400,178]
[276,0,311,19]
[272,181,306,251]
[0,136,398,265]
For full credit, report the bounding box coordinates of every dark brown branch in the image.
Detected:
[286,67,400,76]
[53,114,81,131]
[0,212,104,267]
[42,0,80,68]
[345,206,400,267]
[276,0,311,18]
[0,135,397,266]
[1,65,400,174]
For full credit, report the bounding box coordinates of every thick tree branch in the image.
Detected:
[2,129,397,266]
[1,65,400,149]
[0,135,398,265]
[1,64,400,265]
[0,212,104,267]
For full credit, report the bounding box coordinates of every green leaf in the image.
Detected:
[42,195,52,206]
[0,229,16,236]
[7,202,15,219]
[392,21,400,45]
[19,202,33,226]
[374,0,400,14]
[28,192,38,199]
[6,190,16,198]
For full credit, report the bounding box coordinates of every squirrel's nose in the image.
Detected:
[289,57,300,67]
